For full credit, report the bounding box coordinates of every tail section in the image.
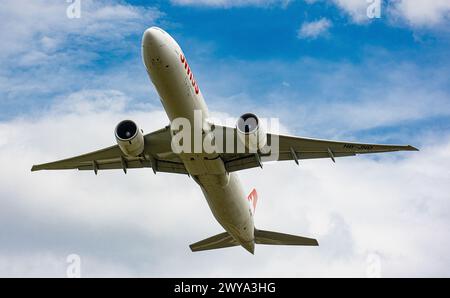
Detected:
[190,229,318,253]
[247,188,258,215]
[189,232,239,252]
[254,229,319,246]
[189,189,318,253]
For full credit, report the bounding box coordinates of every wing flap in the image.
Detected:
[224,151,358,172]
[76,159,150,171]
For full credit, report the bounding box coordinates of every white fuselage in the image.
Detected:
[142,27,255,253]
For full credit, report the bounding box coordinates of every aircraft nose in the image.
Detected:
[142,27,165,70]
[142,27,159,48]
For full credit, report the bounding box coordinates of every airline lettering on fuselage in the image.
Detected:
[180,53,200,94]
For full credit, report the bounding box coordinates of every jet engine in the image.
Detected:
[115,120,144,157]
[236,113,267,151]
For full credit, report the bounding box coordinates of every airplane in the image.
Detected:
[31,27,418,254]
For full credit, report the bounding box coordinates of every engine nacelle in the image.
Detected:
[115,120,144,157]
[236,113,267,151]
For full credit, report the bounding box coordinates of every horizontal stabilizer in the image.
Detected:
[190,232,239,252]
[255,229,318,246]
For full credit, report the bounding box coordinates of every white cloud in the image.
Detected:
[388,0,450,27]
[1,90,450,277]
[52,89,130,114]
[329,0,370,23]
[297,18,332,39]
[318,0,450,28]
[170,0,292,8]
[0,0,161,61]
[0,0,162,120]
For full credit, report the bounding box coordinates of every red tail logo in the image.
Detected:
[247,188,258,214]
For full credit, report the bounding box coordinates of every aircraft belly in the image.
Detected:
[198,173,254,243]
[147,44,209,122]
[152,73,199,121]
[180,154,225,175]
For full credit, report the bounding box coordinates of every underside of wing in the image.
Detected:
[211,125,418,172]
[31,126,188,175]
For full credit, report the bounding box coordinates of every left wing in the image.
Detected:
[31,126,188,175]
[211,125,418,172]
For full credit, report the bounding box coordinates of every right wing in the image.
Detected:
[31,126,188,175]
[209,124,418,173]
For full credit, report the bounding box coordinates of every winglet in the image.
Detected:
[407,145,419,151]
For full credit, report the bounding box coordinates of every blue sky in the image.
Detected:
[2,0,450,143]
[152,1,428,60]
[1,0,450,277]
